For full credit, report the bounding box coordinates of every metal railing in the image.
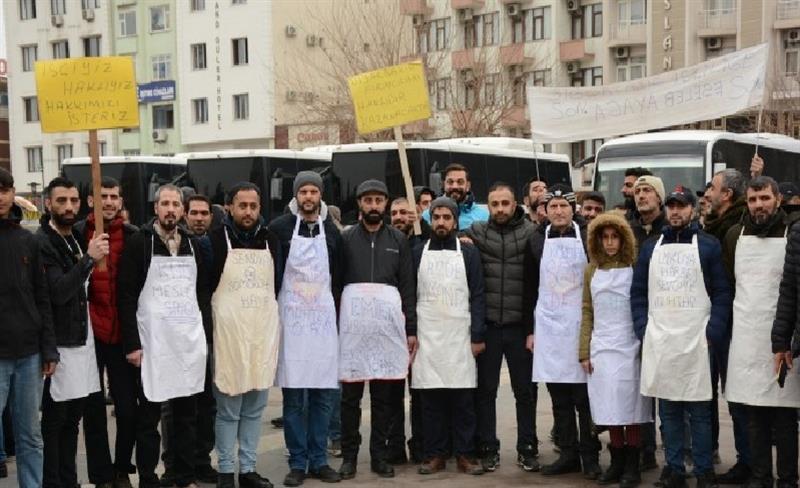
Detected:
[699,8,737,30]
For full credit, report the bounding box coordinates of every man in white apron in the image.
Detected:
[411,197,485,476]
[338,180,416,480]
[37,177,106,488]
[205,182,282,488]
[726,176,800,488]
[631,186,732,488]
[271,172,342,486]
[529,185,601,479]
[117,184,210,488]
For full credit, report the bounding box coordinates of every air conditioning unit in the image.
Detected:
[412,14,425,26]
[82,8,95,21]
[286,90,297,102]
[458,8,474,23]
[706,37,722,51]
[615,46,630,59]
[567,0,581,14]
[507,3,521,17]
[152,130,167,142]
[789,28,800,43]
[51,14,64,27]
[306,34,317,47]
[285,25,297,37]
[566,61,580,75]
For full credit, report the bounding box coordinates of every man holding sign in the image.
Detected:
[338,180,417,480]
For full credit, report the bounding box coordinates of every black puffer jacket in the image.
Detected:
[464,206,536,327]
[35,215,94,347]
[772,220,800,357]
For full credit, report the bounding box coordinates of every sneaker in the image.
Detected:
[480,449,500,472]
[308,465,341,483]
[327,439,342,458]
[517,452,540,472]
[283,469,305,487]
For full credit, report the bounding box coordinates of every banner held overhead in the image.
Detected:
[527,43,768,143]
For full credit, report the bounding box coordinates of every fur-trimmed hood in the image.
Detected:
[587,211,637,267]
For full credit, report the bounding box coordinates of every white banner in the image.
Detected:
[528,43,768,143]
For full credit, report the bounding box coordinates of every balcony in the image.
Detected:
[452,49,476,70]
[500,107,528,129]
[609,20,647,46]
[773,73,800,100]
[500,43,525,66]
[559,39,594,62]
[452,0,485,9]
[399,0,431,15]
[776,0,800,28]
[697,8,737,37]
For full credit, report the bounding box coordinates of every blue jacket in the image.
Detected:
[422,192,489,231]
[630,221,731,349]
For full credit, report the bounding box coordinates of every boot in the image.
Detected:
[338,459,357,480]
[597,446,625,485]
[582,454,602,480]
[541,453,581,476]
[620,446,641,488]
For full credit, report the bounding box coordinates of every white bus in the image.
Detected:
[593,131,800,208]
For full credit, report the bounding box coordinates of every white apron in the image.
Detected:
[50,239,101,402]
[412,239,476,389]
[275,217,338,389]
[532,222,588,383]
[725,229,800,407]
[640,234,712,401]
[587,267,652,425]
[212,228,280,396]
[136,237,207,402]
[339,283,409,382]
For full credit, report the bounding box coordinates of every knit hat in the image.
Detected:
[543,183,577,210]
[429,196,459,221]
[293,171,323,195]
[356,179,389,198]
[634,175,666,204]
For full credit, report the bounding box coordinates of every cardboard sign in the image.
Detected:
[35,56,139,133]
[348,61,431,134]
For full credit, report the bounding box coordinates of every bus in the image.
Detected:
[61,156,188,226]
[593,131,800,209]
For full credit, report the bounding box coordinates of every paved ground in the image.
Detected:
[0,370,739,487]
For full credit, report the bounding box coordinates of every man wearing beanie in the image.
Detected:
[337,179,416,480]
[270,171,343,486]
[530,184,602,479]
[629,176,667,248]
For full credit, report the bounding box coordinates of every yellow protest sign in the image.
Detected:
[348,61,432,134]
[35,56,139,133]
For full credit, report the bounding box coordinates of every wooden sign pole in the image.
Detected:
[88,129,106,270]
[393,126,421,236]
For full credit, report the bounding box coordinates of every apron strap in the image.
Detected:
[455,235,461,254]
[293,214,326,240]
[654,234,665,249]
[223,227,233,251]
[150,235,155,257]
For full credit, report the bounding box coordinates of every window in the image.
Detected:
[460,72,476,108]
[23,97,39,122]
[573,3,603,39]
[232,38,248,65]
[118,8,136,36]
[56,144,73,168]
[515,7,551,42]
[27,147,43,172]
[417,18,451,53]
[52,40,69,59]
[51,0,66,15]
[532,68,552,87]
[85,142,108,156]
[434,78,449,110]
[787,44,800,75]
[572,66,603,87]
[151,54,171,80]
[82,0,100,8]
[618,0,646,25]
[83,36,101,57]
[150,5,169,32]
[193,98,208,124]
[617,55,646,81]
[233,94,249,120]
[708,0,735,13]
[483,73,498,105]
[20,0,37,19]
[191,43,207,70]
[21,45,37,72]
[232,0,246,4]
[153,104,174,129]
[465,12,498,48]
[191,0,205,11]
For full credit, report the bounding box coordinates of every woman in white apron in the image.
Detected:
[579,213,651,488]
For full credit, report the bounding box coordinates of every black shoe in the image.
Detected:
[582,457,602,480]
[597,446,625,484]
[697,471,719,488]
[665,471,689,488]
[160,470,177,487]
[114,471,135,488]
[338,460,357,480]
[217,473,235,488]
[743,480,772,488]
[271,416,284,429]
[480,448,499,472]
[196,465,219,484]
[640,451,659,472]
[0,461,6,479]
[716,463,751,485]
[540,455,581,476]
[283,470,305,487]
[308,466,341,483]
[239,472,274,488]
[619,446,641,488]
[517,452,540,472]
[370,460,394,478]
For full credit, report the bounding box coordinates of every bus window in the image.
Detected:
[713,140,800,184]
[449,153,488,202]
[187,157,264,211]
[596,156,705,209]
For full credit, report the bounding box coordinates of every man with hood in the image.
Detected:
[270,171,342,486]
[530,184,601,479]
[463,182,538,473]
[412,197,486,476]
[423,164,489,229]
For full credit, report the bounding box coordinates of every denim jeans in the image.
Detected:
[328,387,341,442]
[213,387,268,474]
[0,405,5,463]
[283,388,337,471]
[0,353,45,488]
[659,399,713,476]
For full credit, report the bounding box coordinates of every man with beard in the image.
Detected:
[205,182,282,488]
[118,184,211,488]
[186,195,213,237]
[412,197,486,476]
[423,164,489,229]
[270,172,342,486]
[629,176,667,248]
[524,177,548,225]
[621,168,652,220]
[579,192,605,223]
[390,197,430,250]
[632,186,731,488]
[724,176,800,488]
[463,183,538,474]
[37,177,109,488]
[337,180,416,480]
[75,176,138,488]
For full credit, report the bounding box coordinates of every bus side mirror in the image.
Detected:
[429,172,442,195]
[270,176,283,201]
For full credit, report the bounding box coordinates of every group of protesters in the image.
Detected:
[0,153,798,488]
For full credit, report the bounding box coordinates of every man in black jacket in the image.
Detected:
[0,167,58,488]
[118,184,212,488]
[463,182,538,473]
[37,177,111,488]
[337,179,417,480]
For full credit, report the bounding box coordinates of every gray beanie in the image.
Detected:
[356,179,389,198]
[429,196,459,222]
[293,171,323,195]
